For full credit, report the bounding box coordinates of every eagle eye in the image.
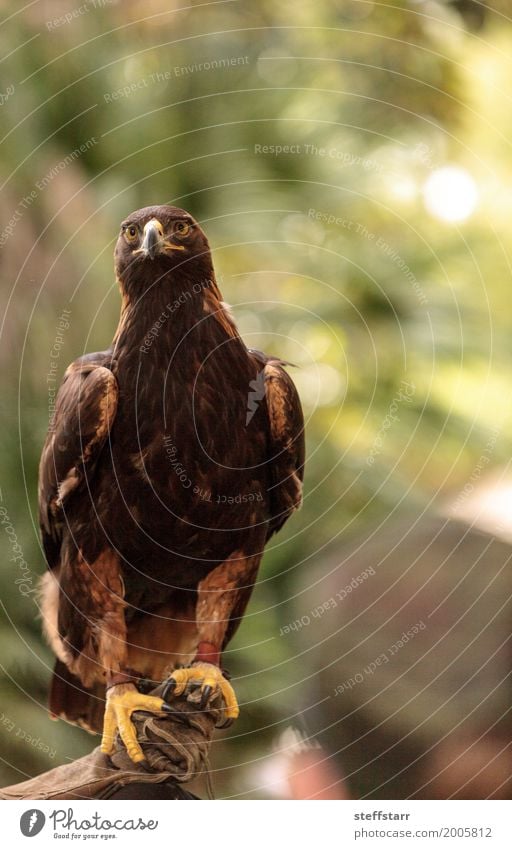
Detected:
[174,221,190,237]
[124,224,139,243]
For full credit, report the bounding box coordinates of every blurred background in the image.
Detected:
[1,0,511,798]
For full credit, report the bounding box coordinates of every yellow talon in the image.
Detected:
[167,662,239,721]
[100,683,167,763]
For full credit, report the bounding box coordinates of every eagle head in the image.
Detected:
[114,204,213,296]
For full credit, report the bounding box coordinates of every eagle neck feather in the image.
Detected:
[112,268,242,364]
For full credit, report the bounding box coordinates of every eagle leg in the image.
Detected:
[100,682,171,763]
[161,550,261,725]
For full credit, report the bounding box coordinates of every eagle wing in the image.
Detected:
[249,350,305,541]
[38,354,118,570]
[218,352,304,650]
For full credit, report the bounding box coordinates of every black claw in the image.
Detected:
[161,678,177,704]
[200,685,212,709]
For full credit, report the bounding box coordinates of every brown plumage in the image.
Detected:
[38,205,304,754]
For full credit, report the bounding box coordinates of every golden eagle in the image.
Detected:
[38,205,304,762]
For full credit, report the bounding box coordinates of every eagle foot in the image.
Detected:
[162,662,239,727]
[100,682,171,764]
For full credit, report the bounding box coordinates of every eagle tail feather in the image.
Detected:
[49,660,105,735]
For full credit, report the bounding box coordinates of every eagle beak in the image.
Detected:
[137,218,186,259]
[140,218,164,260]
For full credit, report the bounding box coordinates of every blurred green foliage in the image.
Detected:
[0,0,511,795]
